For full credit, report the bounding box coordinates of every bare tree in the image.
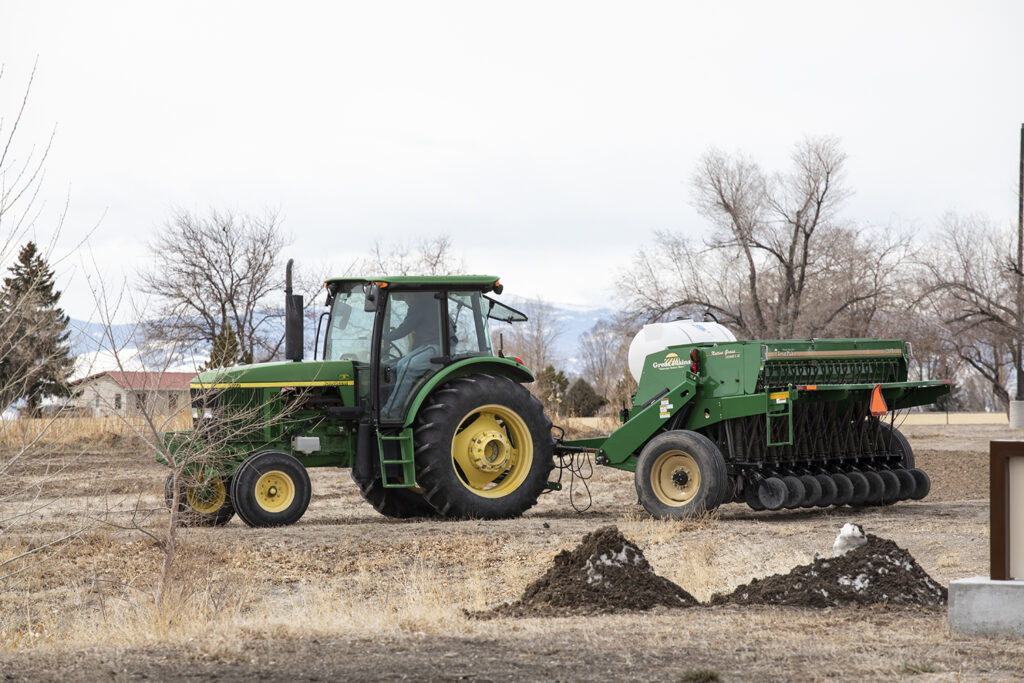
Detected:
[366,234,464,275]
[576,316,638,412]
[139,208,290,362]
[918,212,1021,410]
[499,297,564,371]
[0,64,94,590]
[620,137,909,339]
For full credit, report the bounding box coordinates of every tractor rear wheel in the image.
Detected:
[164,474,235,526]
[413,374,554,519]
[231,451,312,527]
[351,472,439,518]
[635,430,728,519]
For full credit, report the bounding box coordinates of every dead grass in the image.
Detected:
[0,424,1021,680]
[0,414,191,448]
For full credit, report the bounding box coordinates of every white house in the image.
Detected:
[68,371,194,417]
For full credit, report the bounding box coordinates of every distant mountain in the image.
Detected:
[67,301,619,379]
[530,302,617,373]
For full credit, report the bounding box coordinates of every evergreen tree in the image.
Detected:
[0,242,74,414]
[535,364,569,413]
[200,322,252,371]
[563,378,607,417]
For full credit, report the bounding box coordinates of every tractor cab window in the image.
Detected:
[448,291,492,359]
[380,290,445,421]
[324,285,377,363]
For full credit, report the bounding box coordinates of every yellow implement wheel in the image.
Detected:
[185,477,228,514]
[254,470,296,513]
[634,430,727,519]
[650,450,701,506]
[451,404,534,498]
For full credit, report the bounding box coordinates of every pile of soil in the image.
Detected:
[711,534,947,608]
[479,526,698,617]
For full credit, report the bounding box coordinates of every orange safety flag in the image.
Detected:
[870,384,888,416]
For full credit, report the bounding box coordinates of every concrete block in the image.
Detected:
[1010,401,1024,429]
[948,576,1024,637]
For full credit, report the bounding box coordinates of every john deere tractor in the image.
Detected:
[162,264,553,526]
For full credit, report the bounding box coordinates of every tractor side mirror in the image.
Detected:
[364,283,382,312]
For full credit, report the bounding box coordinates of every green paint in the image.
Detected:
[565,337,951,471]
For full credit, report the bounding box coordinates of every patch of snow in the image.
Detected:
[833,523,866,557]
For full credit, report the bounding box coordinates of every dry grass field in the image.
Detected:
[0,416,1022,681]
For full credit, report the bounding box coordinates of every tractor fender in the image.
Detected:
[402,357,535,428]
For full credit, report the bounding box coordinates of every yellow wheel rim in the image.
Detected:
[255,470,296,513]
[651,450,701,506]
[451,404,533,498]
[185,477,227,514]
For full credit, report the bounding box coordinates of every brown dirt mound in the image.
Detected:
[478,526,698,617]
[711,535,947,608]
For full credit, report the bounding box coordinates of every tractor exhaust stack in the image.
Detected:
[285,259,304,362]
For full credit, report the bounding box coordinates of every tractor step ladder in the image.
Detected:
[377,428,417,488]
[765,388,794,447]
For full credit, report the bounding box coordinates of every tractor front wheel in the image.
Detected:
[230,451,312,527]
[164,474,235,526]
[634,430,727,519]
[413,373,554,519]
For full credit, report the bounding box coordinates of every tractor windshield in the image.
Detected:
[324,284,376,363]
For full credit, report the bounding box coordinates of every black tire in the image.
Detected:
[413,374,554,519]
[744,480,766,511]
[634,430,728,519]
[879,469,901,504]
[879,422,916,468]
[230,451,312,527]
[798,474,822,508]
[831,472,854,506]
[164,473,235,526]
[909,468,931,500]
[847,471,871,505]
[351,472,439,519]
[815,474,838,508]
[863,471,885,505]
[894,468,918,501]
[781,475,805,509]
[758,477,788,511]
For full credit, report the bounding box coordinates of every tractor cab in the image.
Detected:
[320,276,527,425]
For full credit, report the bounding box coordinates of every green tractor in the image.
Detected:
[162,264,554,526]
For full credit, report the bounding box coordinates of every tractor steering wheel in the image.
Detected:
[386,340,404,361]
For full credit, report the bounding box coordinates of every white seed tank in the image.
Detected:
[627,320,738,381]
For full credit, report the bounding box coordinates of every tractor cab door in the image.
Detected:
[377,290,447,423]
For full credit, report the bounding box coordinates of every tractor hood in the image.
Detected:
[189,360,356,390]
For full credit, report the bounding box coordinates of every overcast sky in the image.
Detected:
[1,1,1022,320]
